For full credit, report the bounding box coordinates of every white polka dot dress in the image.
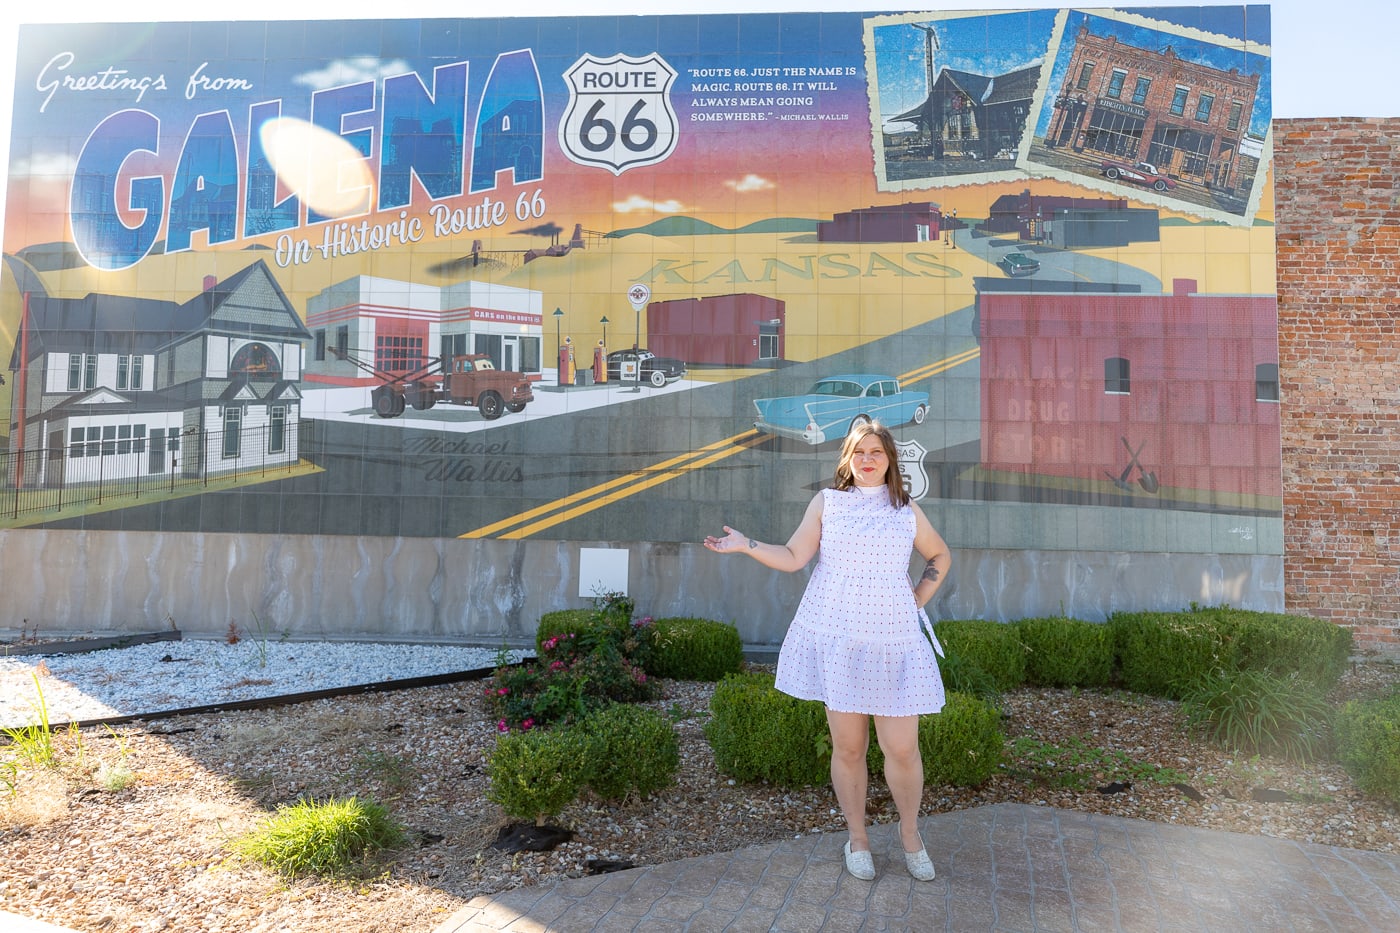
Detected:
[774,485,946,717]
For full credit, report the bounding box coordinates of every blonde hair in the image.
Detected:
[833,421,910,508]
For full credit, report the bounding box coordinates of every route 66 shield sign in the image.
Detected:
[559,53,679,175]
[895,439,930,501]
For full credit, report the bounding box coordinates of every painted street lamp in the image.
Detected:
[600,315,609,345]
[553,307,565,386]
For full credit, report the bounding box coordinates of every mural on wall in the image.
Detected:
[0,7,1278,554]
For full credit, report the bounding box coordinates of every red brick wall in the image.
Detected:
[1274,117,1400,648]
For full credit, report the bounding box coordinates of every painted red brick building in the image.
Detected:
[647,293,785,366]
[980,278,1280,507]
[818,202,944,243]
[1048,23,1260,194]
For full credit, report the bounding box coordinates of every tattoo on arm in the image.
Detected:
[919,560,941,584]
[748,537,759,549]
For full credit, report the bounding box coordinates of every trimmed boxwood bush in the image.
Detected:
[647,617,745,681]
[486,726,589,825]
[1016,616,1113,688]
[1336,693,1400,805]
[1204,608,1353,691]
[933,620,1026,691]
[707,673,1003,789]
[1109,610,1236,699]
[577,704,680,801]
[535,609,601,652]
[937,652,1002,704]
[866,692,1004,786]
[705,672,832,787]
[1111,607,1353,699]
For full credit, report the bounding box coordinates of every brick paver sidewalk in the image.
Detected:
[436,803,1400,932]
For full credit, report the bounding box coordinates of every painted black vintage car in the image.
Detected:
[606,348,687,387]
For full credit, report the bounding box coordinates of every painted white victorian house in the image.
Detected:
[5,258,309,488]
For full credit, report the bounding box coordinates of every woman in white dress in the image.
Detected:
[704,421,951,882]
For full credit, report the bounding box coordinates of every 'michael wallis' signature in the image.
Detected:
[35,51,253,112]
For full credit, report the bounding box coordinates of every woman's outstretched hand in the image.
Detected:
[704,525,747,553]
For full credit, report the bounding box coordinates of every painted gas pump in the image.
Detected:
[557,336,575,387]
[593,340,607,383]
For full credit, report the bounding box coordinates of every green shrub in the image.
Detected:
[486,726,588,825]
[1336,693,1400,805]
[936,652,1001,704]
[489,613,658,731]
[535,609,597,650]
[867,692,1003,786]
[577,704,679,801]
[536,592,643,654]
[234,796,407,877]
[1180,669,1334,762]
[933,620,1026,691]
[647,617,745,681]
[1204,608,1352,691]
[1016,616,1113,688]
[707,674,1003,789]
[1109,610,1236,699]
[705,672,832,787]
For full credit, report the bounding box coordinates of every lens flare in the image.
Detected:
[259,117,374,218]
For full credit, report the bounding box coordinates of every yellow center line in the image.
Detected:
[496,433,769,540]
[462,346,981,540]
[900,346,981,385]
[459,429,763,539]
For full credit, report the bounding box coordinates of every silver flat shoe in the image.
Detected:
[843,841,876,880]
[904,845,936,881]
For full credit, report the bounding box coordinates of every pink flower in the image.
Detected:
[497,687,509,696]
[522,718,535,731]
[543,637,557,650]
[496,720,509,733]
[550,661,565,672]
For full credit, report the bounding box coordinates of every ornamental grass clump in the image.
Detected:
[1180,669,1334,763]
[234,796,407,878]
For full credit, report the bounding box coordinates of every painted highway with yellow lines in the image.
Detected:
[459,346,982,541]
[460,429,771,540]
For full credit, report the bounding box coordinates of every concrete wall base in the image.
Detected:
[0,530,1283,644]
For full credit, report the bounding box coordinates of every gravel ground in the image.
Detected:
[0,638,528,728]
[1,643,1398,933]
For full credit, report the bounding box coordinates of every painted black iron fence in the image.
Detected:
[1,421,313,522]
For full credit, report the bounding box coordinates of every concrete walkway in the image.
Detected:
[435,803,1400,932]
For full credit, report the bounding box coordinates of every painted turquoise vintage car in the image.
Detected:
[753,374,929,445]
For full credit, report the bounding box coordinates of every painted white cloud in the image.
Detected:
[612,195,687,213]
[294,56,414,90]
[13,151,78,178]
[725,173,775,192]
